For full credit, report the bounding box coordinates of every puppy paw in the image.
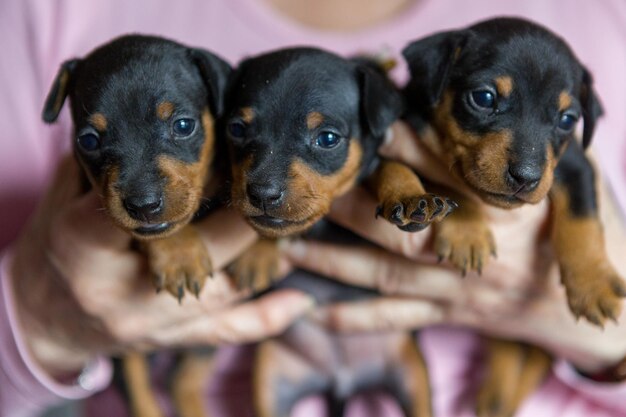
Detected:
[376,193,457,232]
[226,239,282,293]
[434,217,496,275]
[562,263,626,327]
[144,225,212,302]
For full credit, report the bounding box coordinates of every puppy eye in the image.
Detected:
[316,131,341,149]
[172,118,196,138]
[469,90,496,110]
[558,112,579,132]
[77,133,100,152]
[227,121,247,139]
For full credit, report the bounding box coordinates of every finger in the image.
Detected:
[328,187,434,259]
[282,239,464,301]
[43,155,85,207]
[153,290,315,346]
[59,191,132,250]
[312,297,446,332]
[194,207,258,270]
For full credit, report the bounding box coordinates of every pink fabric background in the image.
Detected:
[1,0,625,416]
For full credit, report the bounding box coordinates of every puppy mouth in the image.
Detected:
[134,222,173,236]
[249,215,306,229]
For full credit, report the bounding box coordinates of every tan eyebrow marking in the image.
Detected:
[157,101,175,120]
[495,76,513,98]
[559,91,573,111]
[240,107,255,123]
[306,111,324,130]
[88,113,107,131]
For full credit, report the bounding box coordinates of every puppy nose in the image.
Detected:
[247,183,284,210]
[507,165,541,191]
[123,193,164,221]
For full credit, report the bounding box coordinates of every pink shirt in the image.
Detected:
[1,0,625,416]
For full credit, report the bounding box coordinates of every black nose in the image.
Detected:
[247,183,284,210]
[123,194,163,221]
[507,165,542,192]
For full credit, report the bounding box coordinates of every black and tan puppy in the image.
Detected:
[42,34,231,417]
[402,17,625,417]
[224,47,444,417]
[224,48,455,291]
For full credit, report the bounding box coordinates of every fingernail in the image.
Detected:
[383,126,394,146]
[303,295,317,310]
[280,239,308,260]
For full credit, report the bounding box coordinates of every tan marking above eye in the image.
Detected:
[157,101,175,121]
[494,76,513,98]
[88,113,108,132]
[306,111,324,130]
[240,107,255,123]
[559,91,573,111]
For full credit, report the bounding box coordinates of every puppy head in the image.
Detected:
[42,35,231,239]
[224,48,402,237]
[403,17,603,208]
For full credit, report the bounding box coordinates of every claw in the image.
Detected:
[154,274,165,292]
[177,285,184,304]
[390,205,404,225]
[432,198,444,217]
[193,282,200,298]
[375,205,383,219]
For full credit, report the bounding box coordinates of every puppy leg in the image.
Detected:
[226,238,283,293]
[431,188,496,275]
[122,352,165,417]
[367,159,456,232]
[476,339,550,417]
[550,142,626,326]
[143,224,212,303]
[391,333,433,417]
[254,338,330,417]
[171,349,216,417]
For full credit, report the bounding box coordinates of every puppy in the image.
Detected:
[402,17,624,417]
[42,34,231,417]
[225,48,456,291]
[223,47,444,417]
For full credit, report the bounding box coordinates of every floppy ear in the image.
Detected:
[580,67,603,149]
[402,30,468,110]
[189,49,232,117]
[42,59,79,123]
[356,64,404,138]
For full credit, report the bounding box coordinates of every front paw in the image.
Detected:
[226,239,282,293]
[562,263,626,327]
[434,217,496,275]
[144,226,212,302]
[376,193,457,232]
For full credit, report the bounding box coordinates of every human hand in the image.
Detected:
[282,121,626,372]
[9,156,314,377]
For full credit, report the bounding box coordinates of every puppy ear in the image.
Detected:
[42,59,79,123]
[580,67,603,149]
[356,64,404,138]
[402,30,468,110]
[189,49,232,117]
